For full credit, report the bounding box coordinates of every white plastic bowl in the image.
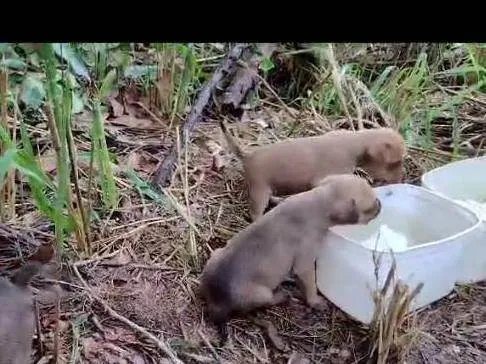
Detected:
[421,156,486,283]
[421,156,486,202]
[316,184,480,325]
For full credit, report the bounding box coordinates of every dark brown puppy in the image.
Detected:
[220,121,404,221]
[0,262,43,364]
[199,174,381,344]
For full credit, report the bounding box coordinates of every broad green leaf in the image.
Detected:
[260,57,275,73]
[28,53,41,68]
[109,50,131,70]
[125,169,172,211]
[0,43,10,53]
[52,43,91,81]
[0,58,27,70]
[20,75,46,109]
[99,68,117,99]
[124,64,158,81]
[72,91,84,114]
[15,152,53,188]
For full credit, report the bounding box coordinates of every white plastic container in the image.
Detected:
[316,184,480,325]
[421,156,486,283]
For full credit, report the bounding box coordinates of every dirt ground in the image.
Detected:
[21,107,486,364]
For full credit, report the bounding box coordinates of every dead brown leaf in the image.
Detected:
[287,352,310,364]
[124,152,158,174]
[108,97,125,118]
[35,152,92,175]
[82,327,150,364]
[82,336,147,364]
[211,154,225,172]
[103,249,133,266]
[38,153,57,173]
[205,140,223,156]
[109,115,158,129]
[251,118,269,129]
[75,109,105,130]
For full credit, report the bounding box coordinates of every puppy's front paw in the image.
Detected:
[306,295,327,310]
[273,291,290,305]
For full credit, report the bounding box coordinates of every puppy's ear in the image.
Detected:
[330,198,359,225]
[360,143,393,165]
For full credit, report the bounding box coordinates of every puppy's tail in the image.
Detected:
[11,261,43,287]
[219,120,246,161]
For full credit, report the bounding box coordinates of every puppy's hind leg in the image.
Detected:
[248,185,272,221]
[238,284,289,313]
[207,304,231,346]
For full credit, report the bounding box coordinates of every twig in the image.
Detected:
[99,262,181,271]
[197,329,221,363]
[34,299,44,356]
[53,287,60,364]
[72,262,183,364]
[130,101,166,126]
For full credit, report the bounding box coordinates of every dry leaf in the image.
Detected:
[124,152,158,174]
[205,140,223,155]
[211,154,225,172]
[108,97,125,118]
[82,337,139,364]
[75,109,104,130]
[82,327,148,363]
[38,153,57,173]
[287,352,310,364]
[109,115,158,129]
[103,249,133,266]
[251,117,269,129]
[36,152,92,176]
[240,110,251,123]
[29,242,55,263]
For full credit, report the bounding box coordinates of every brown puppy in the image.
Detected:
[0,262,43,364]
[199,174,381,344]
[219,121,404,221]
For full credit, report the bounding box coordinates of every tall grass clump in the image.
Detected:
[153,43,199,126]
[0,43,124,255]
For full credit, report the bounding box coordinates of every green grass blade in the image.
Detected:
[92,100,118,209]
[0,148,17,188]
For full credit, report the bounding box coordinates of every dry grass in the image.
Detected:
[367,256,424,364]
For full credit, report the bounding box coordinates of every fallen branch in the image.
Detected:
[151,43,250,188]
[152,43,277,189]
[72,262,183,364]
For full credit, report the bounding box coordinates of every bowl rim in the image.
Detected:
[329,183,482,254]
